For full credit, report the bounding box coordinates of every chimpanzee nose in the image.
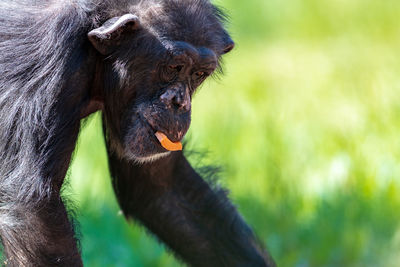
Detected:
[172,93,191,111]
[160,86,191,112]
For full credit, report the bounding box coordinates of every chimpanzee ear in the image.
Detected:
[88,14,140,55]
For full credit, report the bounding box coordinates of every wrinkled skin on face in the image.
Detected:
[90,2,234,163]
[122,42,219,161]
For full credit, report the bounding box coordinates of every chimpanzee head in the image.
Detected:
[88,0,234,163]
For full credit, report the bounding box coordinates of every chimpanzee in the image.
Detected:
[0,0,275,266]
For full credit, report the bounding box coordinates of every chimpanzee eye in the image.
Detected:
[195,71,204,77]
[192,71,208,82]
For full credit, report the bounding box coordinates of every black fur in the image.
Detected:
[0,0,275,266]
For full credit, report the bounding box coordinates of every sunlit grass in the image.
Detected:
[67,0,400,266]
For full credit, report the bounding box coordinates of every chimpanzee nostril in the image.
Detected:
[172,94,190,111]
[172,96,182,109]
[160,87,191,112]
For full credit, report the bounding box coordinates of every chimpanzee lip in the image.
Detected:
[138,115,180,146]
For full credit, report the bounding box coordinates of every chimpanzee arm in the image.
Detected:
[1,194,83,267]
[108,149,275,267]
[0,46,93,266]
[0,112,84,267]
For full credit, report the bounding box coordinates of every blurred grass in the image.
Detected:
[67,0,400,266]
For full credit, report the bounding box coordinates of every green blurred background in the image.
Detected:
[66,0,400,266]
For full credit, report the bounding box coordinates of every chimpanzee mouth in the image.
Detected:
[123,108,190,161]
[138,115,183,151]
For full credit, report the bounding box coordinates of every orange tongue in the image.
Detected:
[155,131,182,151]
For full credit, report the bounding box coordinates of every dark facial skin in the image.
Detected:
[94,12,228,162]
[124,42,218,160]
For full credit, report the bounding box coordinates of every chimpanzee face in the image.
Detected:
[88,2,234,163]
[119,40,220,162]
